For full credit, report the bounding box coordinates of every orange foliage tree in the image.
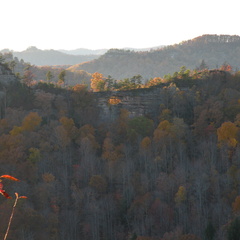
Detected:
[72,84,88,92]
[232,196,240,215]
[108,96,122,105]
[145,77,163,87]
[102,135,123,162]
[140,137,151,151]
[10,112,42,135]
[59,116,77,140]
[90,72,106,92]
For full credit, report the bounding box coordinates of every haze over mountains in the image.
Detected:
[1,34,240,81]
[68,34,240,79]
[59,46,164,55]
[0,46,164,66]
[0,46,98,66]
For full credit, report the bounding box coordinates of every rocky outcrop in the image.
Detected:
[0,63,18,118]
[0,63,18,85]
[94,86,168,122]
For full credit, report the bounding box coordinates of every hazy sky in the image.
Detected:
[2,0,239,51]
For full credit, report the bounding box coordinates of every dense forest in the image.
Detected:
[0,54,240,240]
[0,52,92,87]
[69,34,240,79]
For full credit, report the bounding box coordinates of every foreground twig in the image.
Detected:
[4,193,27,240]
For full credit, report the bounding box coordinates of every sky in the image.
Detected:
[1,0,239,51]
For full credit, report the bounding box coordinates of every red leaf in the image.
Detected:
[19,196,27,199]
[0,190,11,199]
[0,175,20,181]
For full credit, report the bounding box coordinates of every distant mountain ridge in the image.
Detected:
[2,34,240,79]
[0,45,165,66]
[4,46,99,66]
[58,48,108,55]
[68,34,240,79]
[58,46,164,55]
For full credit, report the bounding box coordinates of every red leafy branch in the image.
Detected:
[0,175,20,199]
[0,175,27,240]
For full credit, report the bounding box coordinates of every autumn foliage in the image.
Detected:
[217,121,239,147]
[90,72,106,92]
[1,63,240,240]
[108,96,122,105]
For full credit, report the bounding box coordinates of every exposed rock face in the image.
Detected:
[0,63,18,85]
[0,63,18,118]
[94,86,167,122]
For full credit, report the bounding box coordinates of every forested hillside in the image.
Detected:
[0,47,99,66]
[69,34,240,79]
[0,52,92,87]
[0,60,240,240]
[1,46,164,66]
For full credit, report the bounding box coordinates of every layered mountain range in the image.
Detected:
[0,46,163,66]
[1,34,240,81]
[68,34,240,79]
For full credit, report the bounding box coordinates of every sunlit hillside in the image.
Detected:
[68,34,240,79]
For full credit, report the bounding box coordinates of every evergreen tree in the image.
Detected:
[46,70,53,83]
[58,70,66,85]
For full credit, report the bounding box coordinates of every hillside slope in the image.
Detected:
[68,34,240,79]
[0,52,92,86]
[1,68,240,239]
[58,46,164,55]
[2,46,99,66]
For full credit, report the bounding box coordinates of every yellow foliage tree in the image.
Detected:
[9,126,23,136]
[10,112,42,135]
[140,136,151,151]
[22,112,42,131]
[72,84,87,92]
[59,116,74,130]
[217,121,239,147]
[158,120,172,131]
[175,186,186,205]
[102,136,123,161]
[90,72,106,92]
[27,147,41,164]
[153,120,172,142]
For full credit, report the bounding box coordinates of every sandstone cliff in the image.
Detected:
[0,63,18,118]
[94,86,174,122]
